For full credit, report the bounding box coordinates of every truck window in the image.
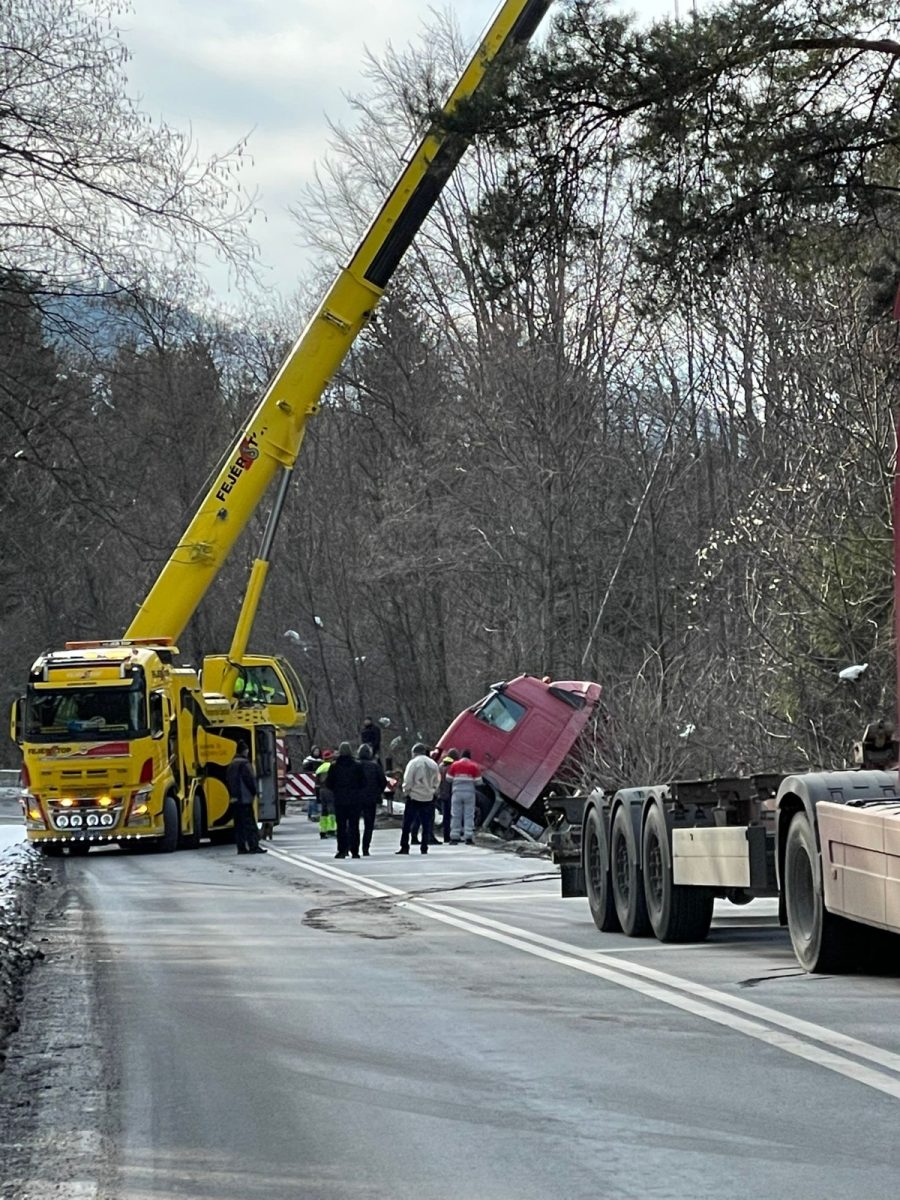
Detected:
[235,666,288,705]
[25,680,148,741]
[149,692,164,737]
[475,693,526,732]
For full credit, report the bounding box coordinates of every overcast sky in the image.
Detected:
[122,0,688,300]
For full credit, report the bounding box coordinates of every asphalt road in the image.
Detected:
[4,810,900,1199]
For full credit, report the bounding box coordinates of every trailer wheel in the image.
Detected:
[642,805,713,943]
[610,805,651,937]
[157,794,179,854]
[784,813,852,973]
[584,807,620,932]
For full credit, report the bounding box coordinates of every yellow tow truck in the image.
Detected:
[11,0,553,854]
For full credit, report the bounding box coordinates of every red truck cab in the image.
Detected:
[437,675,602,834]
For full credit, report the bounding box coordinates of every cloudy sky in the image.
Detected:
[122,0,687,299]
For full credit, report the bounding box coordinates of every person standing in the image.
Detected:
[302,745,324,821]
[360,717,382,761]
[448,749,482,845]
[396,743,440,855]
[436,748,460,843]
[226,741,267,855]
[326,742,366,860]
[315,753,337,840]
[357,743,387,856]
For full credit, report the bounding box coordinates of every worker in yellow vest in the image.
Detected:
[315,754,337,839]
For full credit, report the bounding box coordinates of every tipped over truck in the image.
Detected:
[437,675,602,839]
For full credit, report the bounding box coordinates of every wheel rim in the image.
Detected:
[787,838,815,941]
[587,825,605,900]
[645,829,664,914]
[613,828,630,904]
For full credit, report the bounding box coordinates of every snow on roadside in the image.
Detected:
[0,839,49,1067]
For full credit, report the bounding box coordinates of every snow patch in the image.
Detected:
[0,842,49,1068]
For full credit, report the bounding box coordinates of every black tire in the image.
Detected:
[642,805,714,943]
[610,804,651,937]
[784,812,853,973]
[157,794,179,853]
[38,842,64,857]
[179,792,202,850]
[67,841,90,856]
[583,806,620,933]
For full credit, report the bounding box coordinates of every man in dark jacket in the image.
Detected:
[357,743,387,856]
[326,741,366,859]
[226,741,266,855]
[360,718,381,760]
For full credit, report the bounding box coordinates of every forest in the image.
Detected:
[1,0,899,788]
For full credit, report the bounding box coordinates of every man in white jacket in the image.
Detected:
[396,743,441,855]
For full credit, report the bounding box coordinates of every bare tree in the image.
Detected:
[0,0,256,305]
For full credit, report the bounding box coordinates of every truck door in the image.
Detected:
[254,727,279,825]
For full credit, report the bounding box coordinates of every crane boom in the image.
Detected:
[126,0,551,644]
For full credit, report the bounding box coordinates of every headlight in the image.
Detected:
[126,787,153,826]
[22,794,46,829]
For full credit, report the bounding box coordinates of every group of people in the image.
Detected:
[303,735,389,859]
[302,725,484,860]
[396,744,482,855]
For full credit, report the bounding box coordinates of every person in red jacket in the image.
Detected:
[447,749,482,845]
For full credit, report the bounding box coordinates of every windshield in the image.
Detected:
[235,665,288,704]
[475,692,526,732]
[25,680,148,741]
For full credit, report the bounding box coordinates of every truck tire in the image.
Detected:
[179,792,202,850]
[642,805,714,943]
[784,812,852,973]
[584,807,620,933]
[610,804,651,937]
[157,794,179,854]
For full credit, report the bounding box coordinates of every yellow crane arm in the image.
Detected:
[126,0,552,644]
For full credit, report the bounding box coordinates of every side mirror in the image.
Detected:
[9,698,22,745]
[149,693,165,739]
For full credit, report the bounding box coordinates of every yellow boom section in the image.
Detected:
[126,0,551,644]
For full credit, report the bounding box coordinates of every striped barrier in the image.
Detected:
[285,772,317,800]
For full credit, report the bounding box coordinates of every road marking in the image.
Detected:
[442,891,559,901]
[424,903,900,1078]
[269,845,900,1100]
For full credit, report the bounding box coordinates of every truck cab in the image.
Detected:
[14,640,183,852]
[438,675,602,836]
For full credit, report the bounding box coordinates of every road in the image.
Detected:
[3,809,900,1199]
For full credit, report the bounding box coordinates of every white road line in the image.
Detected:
[422,902,900,1077]
[268,847,900,1099]
[442,892,560,901]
